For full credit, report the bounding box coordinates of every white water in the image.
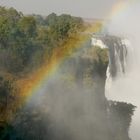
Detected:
[105,2,140,140]
[91,27,139,140]
[105,63,140,140]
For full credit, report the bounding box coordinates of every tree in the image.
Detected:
[0,16,11,48]
[18,16,37,38]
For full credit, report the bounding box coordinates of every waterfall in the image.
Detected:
[104,36,138,140]
[92,35,136,139]
[105,37,128,98]
[91,35,129,98]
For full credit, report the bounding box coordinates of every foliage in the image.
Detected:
[109,101,136,140]
[92,46,109,77]
[0,6,135,140]
[0,7,84,74]
[0,73,19,123]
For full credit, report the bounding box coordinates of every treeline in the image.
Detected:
[0,7,84,74]
[0,6,85,129]
[0,7,136,140]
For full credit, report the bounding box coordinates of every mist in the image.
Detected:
[0,3,137,139]
[12,14,137,139]
[106,1,140,140]
[13,42,112,140]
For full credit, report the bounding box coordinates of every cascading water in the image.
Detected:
[104,36,138,140]
[104,36,128,96]
[92,35,129,89]
[92,34,136,140]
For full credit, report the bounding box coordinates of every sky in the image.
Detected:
[0,0,118,18]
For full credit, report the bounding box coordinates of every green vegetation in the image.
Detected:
[0,7,84,75]
[0,6,135,140]
[0,7,85,139]
[109,101,136,140]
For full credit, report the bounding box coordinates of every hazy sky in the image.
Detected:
[0,0,118,18]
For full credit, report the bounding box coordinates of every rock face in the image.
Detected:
[92,35,128,77]
[2,37,135,140]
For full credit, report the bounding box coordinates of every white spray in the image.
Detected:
[105,1,140,140]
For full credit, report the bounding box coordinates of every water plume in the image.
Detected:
[105,1,140,140]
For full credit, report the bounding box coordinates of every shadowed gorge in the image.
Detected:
[0,7,136,140]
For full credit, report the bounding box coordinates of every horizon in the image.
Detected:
[0,0,118,19]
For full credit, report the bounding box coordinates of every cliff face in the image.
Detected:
[56,38,134,140]
[0,7,135,140]
[0,38,135,140]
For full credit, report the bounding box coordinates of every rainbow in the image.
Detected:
[17,33,91,105]
[101,0,137,33]
[109,1,129,19]
[16,1,137,108]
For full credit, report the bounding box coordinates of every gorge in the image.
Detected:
[11,35,135,140]
[0,6,137,140]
